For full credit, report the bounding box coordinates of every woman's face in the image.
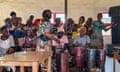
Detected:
[86,18,93,24]
[80,27,86,36]
[2,28,8,36]
[97,14,102,22]
[79,18,84,24]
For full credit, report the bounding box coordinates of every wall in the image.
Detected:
[0,0,120,26]
[93,0,120,19]
[68,0,94,23]
[0,0,64,26]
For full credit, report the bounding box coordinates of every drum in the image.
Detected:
[96,49,106,68]
[73,47,86,67]
[56,52,69,72]
[61,53,69,72]
[86,48,97,69]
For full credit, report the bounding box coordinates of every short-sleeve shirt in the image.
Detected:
[37,22,53,36]
[52,35,68,48]
[24,36,36,48]
[91,20,104,39]
[0,35,15,49]
[0,35,15,55]
[72,31,80,39]
[93,20,104,33]
[36,21,53,49]
[73,35,90,47]
[36,37,48,49]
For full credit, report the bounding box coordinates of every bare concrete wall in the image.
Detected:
[0,0,64,26]
[68,0,94,23]
[0,0,120,26]
[93,0,120,19]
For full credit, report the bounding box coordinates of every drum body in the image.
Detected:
[86,49,97,69]
[97,49,106,68]
[56,52,69,72]
[74,47,86,67]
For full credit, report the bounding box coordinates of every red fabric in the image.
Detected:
[74,48,86,67]
[33,18,39,25]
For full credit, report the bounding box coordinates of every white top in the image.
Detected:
[73,35,90,47]
[0,35,15,49]
[52,35,68,48]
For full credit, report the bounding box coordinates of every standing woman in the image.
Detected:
[84,17,93,38]
[77,16,85,31]
[66,18,75,39]
[91,13,113,72]
[73,27,90,72]
[72,16,85,40]
[91,13,112,49]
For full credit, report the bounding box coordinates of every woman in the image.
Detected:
[77,16,85,31]
[23,30,36,51]
[73,27,90,48]
[0,26,15,56]
[91,13,113,49]
[73,27,90,72]
[0,26,15,72]
[84,17,93,38]
[66,18,75,39]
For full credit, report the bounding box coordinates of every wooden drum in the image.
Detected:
[73,47,86,67]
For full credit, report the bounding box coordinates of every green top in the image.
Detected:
[91,20,104,39]
[36,38,48,48]
[36,22,53,48]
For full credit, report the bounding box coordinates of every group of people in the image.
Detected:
[0,9,114,72]
[66,13,114,72]
[67,13,113,50]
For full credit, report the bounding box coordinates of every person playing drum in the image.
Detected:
[73,27,90,48]
[73,27,90,72]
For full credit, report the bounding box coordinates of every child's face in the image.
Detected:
[23,26,28,31]
[26,31,31,36]
[7,19,11,24]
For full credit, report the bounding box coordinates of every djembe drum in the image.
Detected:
[73,47,86,67]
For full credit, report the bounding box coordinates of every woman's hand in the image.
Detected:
[7,48,15,54]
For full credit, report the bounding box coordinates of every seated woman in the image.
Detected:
[52,30,68,54]
[0,26,15,56]
[51,30,69,72]
[73,27,90,72]
[0,26,15,72]
[73,27,90,48]
[23,30,36,51]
